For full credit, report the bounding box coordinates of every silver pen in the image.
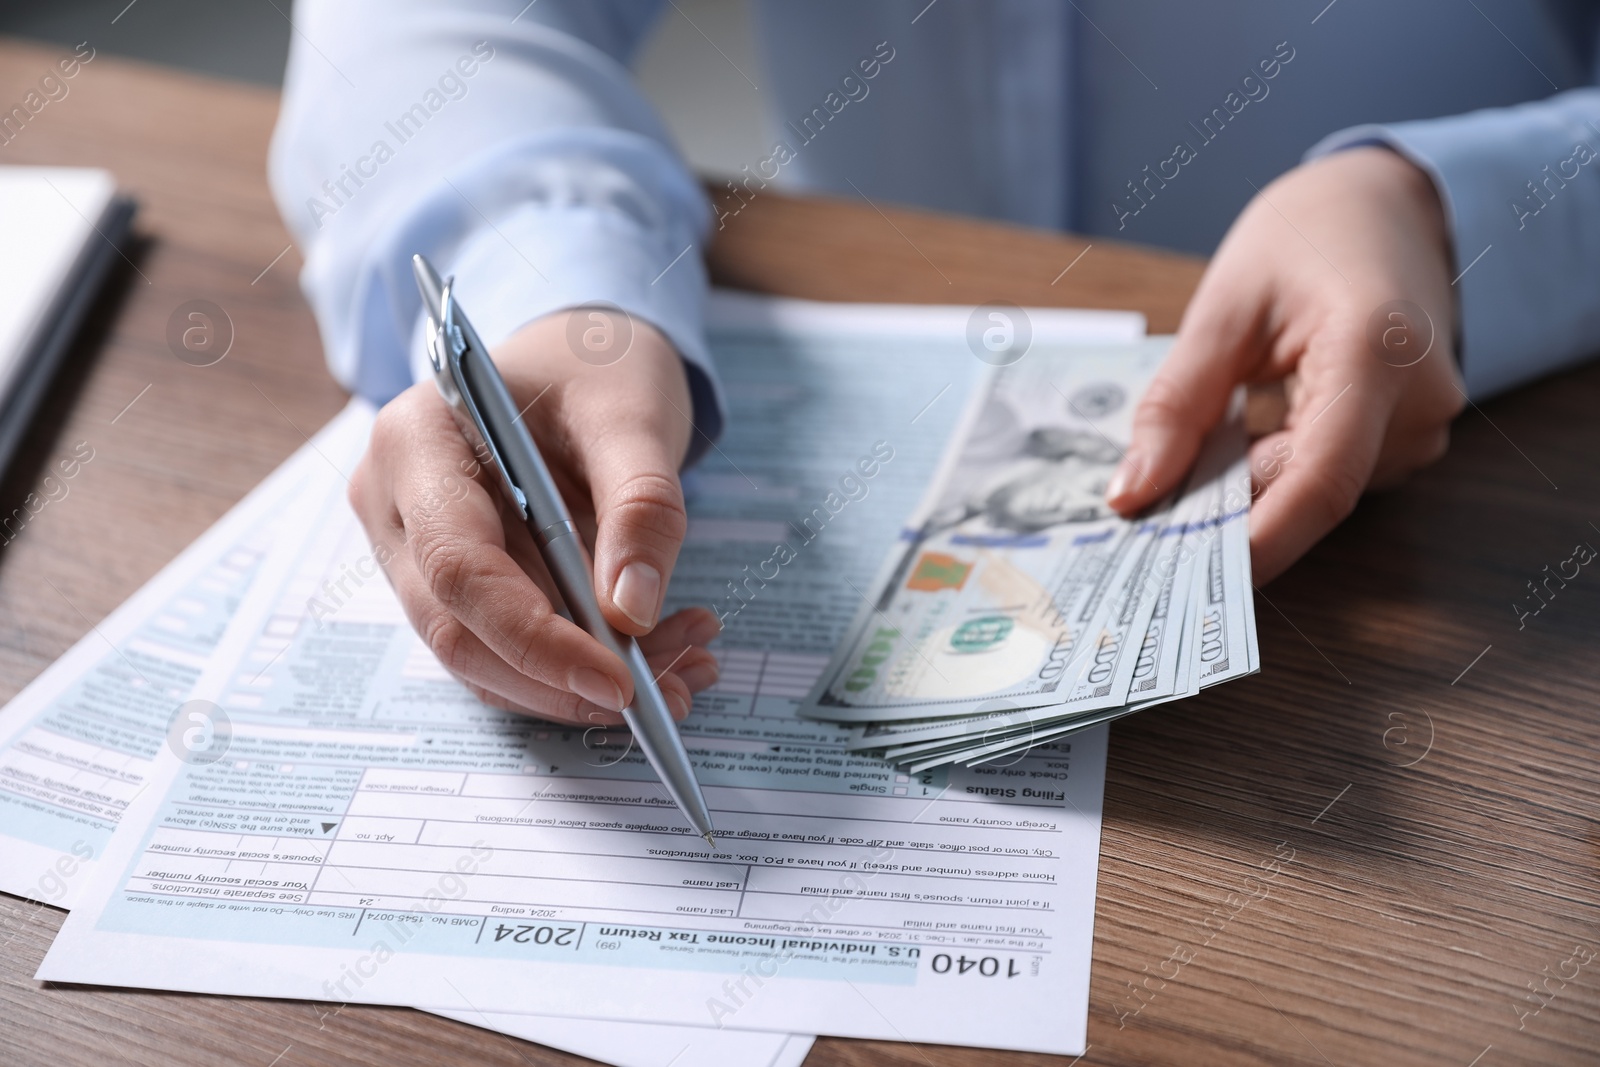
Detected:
[411,254,718,848]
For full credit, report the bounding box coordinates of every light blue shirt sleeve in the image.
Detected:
[267,0,725,459]
[1308,89,1600,400]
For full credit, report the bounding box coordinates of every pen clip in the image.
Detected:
[428,276,530,522]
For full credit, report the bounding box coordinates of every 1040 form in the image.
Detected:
[34,297,1139,1055]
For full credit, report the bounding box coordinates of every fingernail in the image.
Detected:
[666,689,691,720]
[684,611,723,646]
[569,667,625,712]
[612,561,662,629]
[677,658,720,692]
[1105,461,1135,503]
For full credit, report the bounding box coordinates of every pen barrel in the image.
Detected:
[536,526,716,838]
[433,282,715,841]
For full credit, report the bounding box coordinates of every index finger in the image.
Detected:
[376,408,637,711]
[1108,272,1269,515]
[1247,353,1395,582]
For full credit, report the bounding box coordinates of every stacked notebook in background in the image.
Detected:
[0,166,135,477]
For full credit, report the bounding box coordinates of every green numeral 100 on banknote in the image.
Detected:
[844,627,900,692]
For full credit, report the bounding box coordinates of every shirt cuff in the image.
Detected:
[1307,93,1600,400]
[408,199,725,466]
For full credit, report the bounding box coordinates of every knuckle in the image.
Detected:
[413,523,471,606]
[504,612,562,684]
[371,399,412,451]
[1411,426,1450,470]
[371,404,397,443]
[607,471,688,540]
[1436,386,1467,422]
[463,681,508,712]
[420,610,473,676]
[346,469,370,520]
[1423,427,1450,465]
[1135,376,1191,426]
[544,690,590,723]
[347,454,389,528]
[1305,463,1365,528]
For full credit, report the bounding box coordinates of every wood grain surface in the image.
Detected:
[2,38,1597,1067]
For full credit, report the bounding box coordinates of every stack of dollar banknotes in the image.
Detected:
[798,342,1260,770]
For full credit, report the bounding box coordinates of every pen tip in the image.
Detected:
[703,832,719,850]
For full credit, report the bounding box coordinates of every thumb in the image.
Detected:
[587,428,690,635]
[1108,273,1269,514]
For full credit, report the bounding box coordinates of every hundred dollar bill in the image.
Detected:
[860,469,1219,770]
[799,340,1175,724]
[927,530,1212,771]
[812,350,1260,767]
[896,424,1260,771]
[839,490,1200,755]
[932,418,1261,768]
[1124,483,1203,703]
[1183,421,1258,690]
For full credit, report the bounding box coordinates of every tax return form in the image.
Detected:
[0,404,814,1067]
[30,294,1142,1057]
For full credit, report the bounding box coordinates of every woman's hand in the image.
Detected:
[1107,146,1467,581]
[350,308,720,725]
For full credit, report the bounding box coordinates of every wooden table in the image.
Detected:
[2,38,1597,1067]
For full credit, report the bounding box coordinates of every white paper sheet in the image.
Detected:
[0,411,815,1067]
[0,405,356,910]
[40,297,1140,1056]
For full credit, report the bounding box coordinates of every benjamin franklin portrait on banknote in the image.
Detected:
[927,382,1126,534]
